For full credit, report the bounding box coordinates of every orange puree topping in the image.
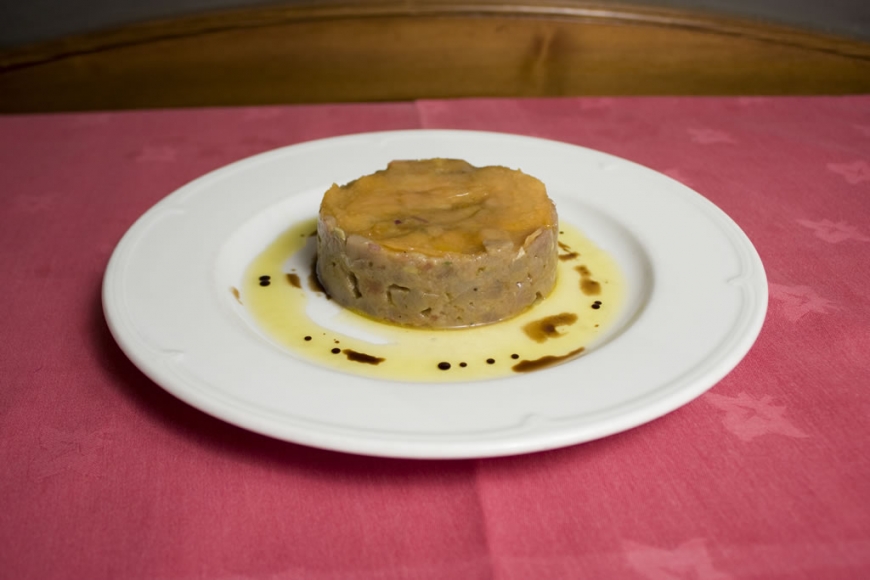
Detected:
[319,159,556,256]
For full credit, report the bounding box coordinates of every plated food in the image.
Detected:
[239,158,622,382]
[104,129,766,457]
[316,159,559,328]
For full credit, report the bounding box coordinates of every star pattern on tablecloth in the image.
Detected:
[827,160,870,184]
[14,193,55,213]
[242,108,285,120]
[797,219,870,243]
[71,113,113,126]
[624,538,731,580]
[688,128,736,144]
[134,145,179,163]
[706,393,808,442]
[30,427,113,481]
[768,283,837,322]
[579,98,615,110]
[662,168,696,187]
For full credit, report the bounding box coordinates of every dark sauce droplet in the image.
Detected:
[486,358,495,365]
[511,353,519,359]
[331,348,341,354]
[304,336,312,341]
[513,347,586,373]
[459,362,467,368]
[559,241,578,260]
[583,279,601,296]
[287,273,301,288]
[258,274,271,287]
[576,265,601,296]
[343,349,385,365]
[259,275,270,281]
[438,362,451,370]
[523,313,578,343]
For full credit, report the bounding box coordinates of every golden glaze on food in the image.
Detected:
[316,159,559,328]
[319,159,556,255]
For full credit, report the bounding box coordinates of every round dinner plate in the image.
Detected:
[103,130,767,459]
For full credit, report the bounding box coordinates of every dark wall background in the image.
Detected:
[1,0,869,49]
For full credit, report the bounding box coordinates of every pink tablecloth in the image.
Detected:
[2,96,869,579]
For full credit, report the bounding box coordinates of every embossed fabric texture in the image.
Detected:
[1,97,869,579]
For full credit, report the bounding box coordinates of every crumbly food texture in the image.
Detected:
[316,159,559,328]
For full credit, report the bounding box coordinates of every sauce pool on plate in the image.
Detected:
[236,218,623,382]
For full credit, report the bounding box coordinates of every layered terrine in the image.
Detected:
[316,158,558,328]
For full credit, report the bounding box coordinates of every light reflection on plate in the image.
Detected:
[103,130,767,459]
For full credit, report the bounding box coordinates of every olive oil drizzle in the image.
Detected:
[239,219,622,382]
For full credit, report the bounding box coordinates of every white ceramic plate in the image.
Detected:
[103,130,767,459]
